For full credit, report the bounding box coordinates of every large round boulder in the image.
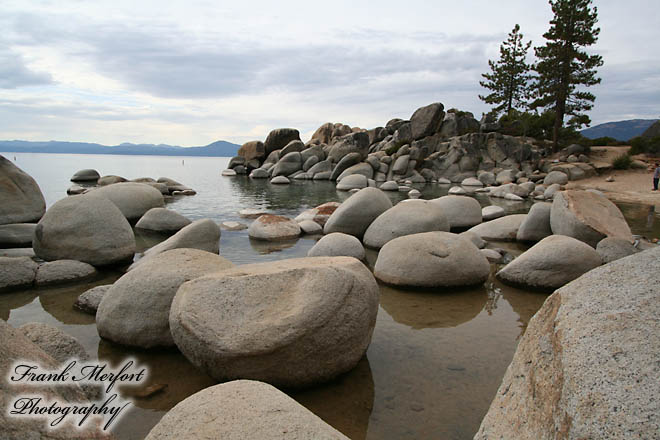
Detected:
[373,231,490,288]
[0,155,46,225]
[70,169,100,182]
[476,246,660,440]
[328,132,370,162]
[363,200,450,249]
[516,202,552,242]
[467,214,527,241]
[248,215,301,241]
[429,195,482,229]
[271,152,302,177]
[324,187,392,238]
[97,248,233,348]
[550,190,633,247]
[135,207,192,233]
[237,140,265,161]
[410,102,444,140]
[169,257,379,388]
[264,128,301,155]
[543,170,569,185]
[88,182,165,221]
[336,174,368,191]
[307,233,365,259]
[32,193,135,266]
[496,235,602,290]
[145,380,349,440]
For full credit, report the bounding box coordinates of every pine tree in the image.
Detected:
[479,24,532,118]
[531,0,603,151]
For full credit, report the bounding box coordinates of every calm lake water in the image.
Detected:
[2,153,658,440]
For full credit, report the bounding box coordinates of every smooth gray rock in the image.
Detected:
[302,155,319,172]
[0,256,38,292]
[496,169,516,184]
[467,214,527,241]
[516,203,552,242]
[294,202,340,227]
[391,155,410,174]
[248,215,301,241]
[307,159,332,176]
[307,233,365,259]
[270,175,291,184]
[271,152,302,177]
[410,102,444,140]
[550,190,633,247]
[74,284,111,315]
[89,182,165,221]
[459,230,486,249]
[363,200,450,249]
[222,169,237,176]
[379,181,399,191]
[481,248,502,263]
[97,248,233,348]
[0,155,46,225]
[328,132,370,162]
[35,260,97,287]
[169,257,379,388]
[280,139,305,156]
[336,162,374,181]
[135,208,191,233]
[298,220,322,234]
[448,186,467,195]
[134,219,221,268]
[249,168,270,179]
[324,187,393,238]
[543,170,569,185]
[0,248,35,258]
[478,171,496,186]
[476,247,660,440]
[429,195,482,229]
[264,128,300,155]
[496,235,602,290]
[67,184,87,195]
[481,205,505,221]
[19,322,89,363]
[145,380,349,440]
[336,174,368,191]
[33,193,136,266]
[374,231,490,288]
[330,152,361,181]
[237,140,266,161]
[97,174,127,185]
[70,169,100,182]
[0,223,36,248]
[461,177,483,187]
[596,237,639,264]
[543,183,561,199]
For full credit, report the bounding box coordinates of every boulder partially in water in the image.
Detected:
[307,233,365,260]
[70,168,100,182]
[374,231,490,288]
[248,215,301,241]
[88,182,165,222]
[324,187,392,238]
[35,259,98,287]
[97,248,233,348]
[294,202,340,227]
[516,202,552,242]
[476,247,660,439]
[33,193,136,266]
[550,190,633,247]
[136,208,192,233]
[429,195,482,229]
[0,256,38,292]
[363,200,450,249]
[145,380,349,440]
[74,284,111,315]
[467,214,527,242]
[169,257,379,388]
[496,235,602,291]
[0,155,46,225]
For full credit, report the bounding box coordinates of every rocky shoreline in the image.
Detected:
[1,103,658,439]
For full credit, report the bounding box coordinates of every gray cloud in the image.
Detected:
[0,49,53,89]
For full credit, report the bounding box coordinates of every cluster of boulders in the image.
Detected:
[222,103,605,197]
[69,168,197,197]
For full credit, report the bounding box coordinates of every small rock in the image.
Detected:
[248,215,301,241]
[307,233,365,259]
[74,285,111,315]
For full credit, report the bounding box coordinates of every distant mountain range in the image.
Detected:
[0,139,240,157]
[580,119,659,141]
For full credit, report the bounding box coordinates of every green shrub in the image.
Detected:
[629,135,660,155]
[612,153,632,169]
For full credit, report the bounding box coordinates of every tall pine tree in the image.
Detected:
[531,0,603,150]
[479,24,532,117]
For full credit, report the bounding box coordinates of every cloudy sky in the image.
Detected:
[1,0,658,146]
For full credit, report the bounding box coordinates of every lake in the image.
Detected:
[2,152,658,440]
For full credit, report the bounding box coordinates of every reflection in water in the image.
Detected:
[0,290,38,321]
[292,357,374,440]
[616,201,660,239]
[379,284,488,329]
[248,237,299,254]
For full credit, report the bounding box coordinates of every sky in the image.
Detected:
[1,0,658,146]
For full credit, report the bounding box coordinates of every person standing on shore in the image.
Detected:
[653,163,660,191]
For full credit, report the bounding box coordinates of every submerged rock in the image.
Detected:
[169,257,379,388]
[74,284,111,315]
[477,247,660,439]
[144,380,349,440]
